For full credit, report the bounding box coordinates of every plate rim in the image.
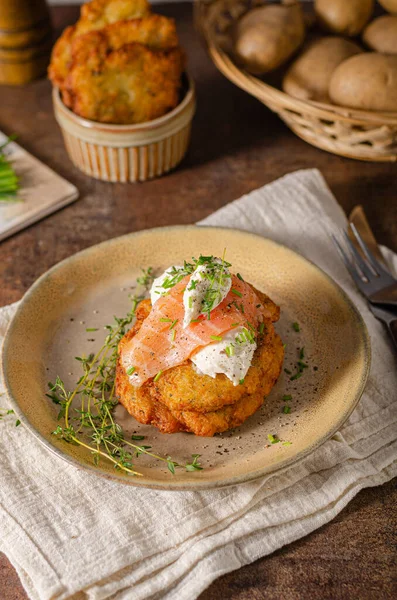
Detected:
[2,225,371,490]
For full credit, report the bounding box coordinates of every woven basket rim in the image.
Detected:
[195,0,397,126]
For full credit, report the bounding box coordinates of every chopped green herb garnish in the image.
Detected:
[239,378,245,385]
[299,347,305,359]
[210,335,222,342]
[282,405,291,414]
[231,322,240,327]
[126,366,136,376]
[131,435,145,441]
[190,319,200,323]
[225,344,235,357]
[188,296,193,309]
[292,322,300,332]
[290,372,303,381]
[160,317,172,323]
[284,368,291,375]
[171,329,176,342]
[154,371,163,382]
[15,419,21,427]
[232,289,243,298]
[170,319,178,330]
[267,434,279,444]
[298,360,309,369]
[237,273,244,281]
[235,327,255,345]
[86,328,98,332]
[282,394,292,401]
[282,441,292,447]
[259,322,265,334]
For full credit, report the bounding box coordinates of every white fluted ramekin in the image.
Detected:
[53,74,195,182]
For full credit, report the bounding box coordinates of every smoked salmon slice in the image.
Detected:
[121,274,271,387]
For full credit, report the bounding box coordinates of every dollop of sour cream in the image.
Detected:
[150,266,183,306]
[191,327,256,386]
[182,260,231,328]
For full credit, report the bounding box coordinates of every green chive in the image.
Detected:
[210,335,222,342]
[283,405,291,414]
[231,322,240,327]
[282,394,292,401]
[171,329,176,342]
[232,289,243,297]
[267,434,279,444]
[170,319,178,330]
[131,435,145,441]
[292,322,300,332]
[15,419,21,427]
[298,360,308,369]
[237,273,244,281]
[282,441,292,447]
[290,372,303,381]
[126,366,136,376]
[154,371,162,382]
[188,297,193,309]
[86,327,98,332]
[299,347,305,359]
[160,317,172,323]
[239,378,245,385]
[284,368,291,374]
[190,319,200,323]
[259,322,265,334]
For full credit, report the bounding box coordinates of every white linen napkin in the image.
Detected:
[0,169,396,600]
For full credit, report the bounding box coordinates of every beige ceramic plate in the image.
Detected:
[2,226,370,490]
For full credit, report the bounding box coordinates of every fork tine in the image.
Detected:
[332,235,367,293]
[350,222,391,277]
[343,232,373,281]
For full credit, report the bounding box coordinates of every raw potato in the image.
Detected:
[234,1,305,75]
[378,0,397,14]
[283,36,362,102]
[329,53,397,112]
[315,0,374,36]
[363,15,397,54]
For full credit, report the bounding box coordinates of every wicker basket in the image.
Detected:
[195,0,397,162]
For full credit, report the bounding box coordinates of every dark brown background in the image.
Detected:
[0,4,396,599]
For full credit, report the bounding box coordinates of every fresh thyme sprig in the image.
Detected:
[48,267,203,477]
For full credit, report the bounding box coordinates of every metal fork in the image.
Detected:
[333,224,397,308]
[333,226,397,350]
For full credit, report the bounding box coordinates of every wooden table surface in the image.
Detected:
[0,3,396,599]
